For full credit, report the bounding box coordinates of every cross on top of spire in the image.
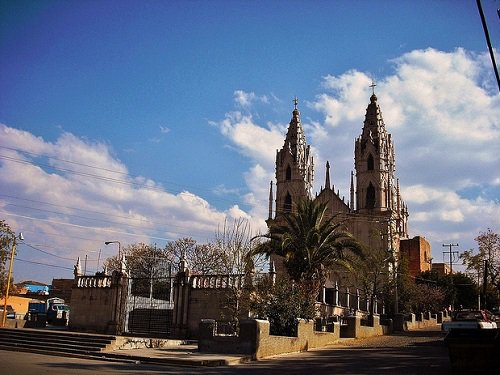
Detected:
[369,80,377,95]
[293,96,298,110]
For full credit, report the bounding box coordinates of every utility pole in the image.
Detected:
[442,243,459,274]
[2,233,23,327]
[442,243,459,310]
[482,259,488,308]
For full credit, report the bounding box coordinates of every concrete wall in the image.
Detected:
[69,272,127,334]
[187,288,235,337]
[393,311,451,331]
[339,314,392,338]
[199,319,341,359]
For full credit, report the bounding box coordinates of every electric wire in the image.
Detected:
[0,145,259,207]
[1,194,206,232]
[15,257,73,270]
[0,211,183,241]
[22,242,75,261]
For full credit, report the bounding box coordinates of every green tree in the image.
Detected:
[0,220,15,297]
[410,283,446,313]
[208,218,267,323]
[254,199,362,314]
[250,275,313,336]
[104,243,168,277]
[416,271,478,310]
[349,244,390,315]
[164,237,222,274]
[461,229,500,303]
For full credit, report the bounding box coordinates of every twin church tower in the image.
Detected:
[266,91,412,256]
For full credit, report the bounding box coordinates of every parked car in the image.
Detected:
[0,305,16,319]
[442,310,498,331]
[489,309,500,323]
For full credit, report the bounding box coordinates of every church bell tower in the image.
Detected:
[269,98,314,220]
[354,86,408,237]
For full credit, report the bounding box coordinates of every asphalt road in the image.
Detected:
[0,328,456,375]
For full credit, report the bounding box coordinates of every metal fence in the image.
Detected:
[123,276,175,337]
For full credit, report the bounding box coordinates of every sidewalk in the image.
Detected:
[102,343,253,367]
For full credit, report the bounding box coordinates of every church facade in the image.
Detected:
[266,92,429,273]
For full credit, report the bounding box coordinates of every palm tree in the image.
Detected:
[254,199,362,309]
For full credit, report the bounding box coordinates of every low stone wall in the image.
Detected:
[340,314,392,338]
[394,311,451,331]
[199,319,341,359]
[3,319,28,329]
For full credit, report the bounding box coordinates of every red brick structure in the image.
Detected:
[399,236,432,277]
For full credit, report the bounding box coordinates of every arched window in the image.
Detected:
[368,154,374,171]
[284,193,292,213]
[366,183,375,209]
[286,165,292,181]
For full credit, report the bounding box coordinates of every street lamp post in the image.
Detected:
[105,241,121,259]
[2,232,23,327]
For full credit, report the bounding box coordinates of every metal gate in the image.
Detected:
[123,275,175,337]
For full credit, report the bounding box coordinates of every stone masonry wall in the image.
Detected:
[199,319,341,359]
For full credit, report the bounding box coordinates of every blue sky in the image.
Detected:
[1,0,499,283]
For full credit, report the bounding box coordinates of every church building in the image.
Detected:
[266,91,429,274]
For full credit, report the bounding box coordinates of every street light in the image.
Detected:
[105,241,121,259]
[2,232,23,327]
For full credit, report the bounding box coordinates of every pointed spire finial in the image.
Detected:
[74,257,82,278]
[325,161,331,190]
[268,180,274,220]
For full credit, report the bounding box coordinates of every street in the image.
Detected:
[0,328,454,375]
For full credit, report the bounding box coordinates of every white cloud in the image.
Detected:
[0,124,244,281]
[215,48,500,265]
[233,90,269,108]
[210,111,284,168]
[2,48,499,282]
[159,126,170,134]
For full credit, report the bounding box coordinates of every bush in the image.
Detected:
[250,276,314,337]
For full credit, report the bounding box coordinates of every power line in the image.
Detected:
[4,202,159,232]
[15,257,73,271]
[0,146,258,207]
[0,145,129,176]
[16,228,108,245]
[476,0,500,92]
[22,242,75,261]
[1,194,206,233]
[0,211,183,242]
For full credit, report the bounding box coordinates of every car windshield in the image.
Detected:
[454,311,484,321]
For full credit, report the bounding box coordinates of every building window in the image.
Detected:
[368,154,374,171]
[286,165,292,181]
[284,193,292,213]
[366,183,375,209]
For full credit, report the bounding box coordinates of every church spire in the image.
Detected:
[273,97,314,217]
[325,161,331,190]
[284,97,305,161]
[268,180,273,220]
[350,170,355,211]
[354,89,396,213]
